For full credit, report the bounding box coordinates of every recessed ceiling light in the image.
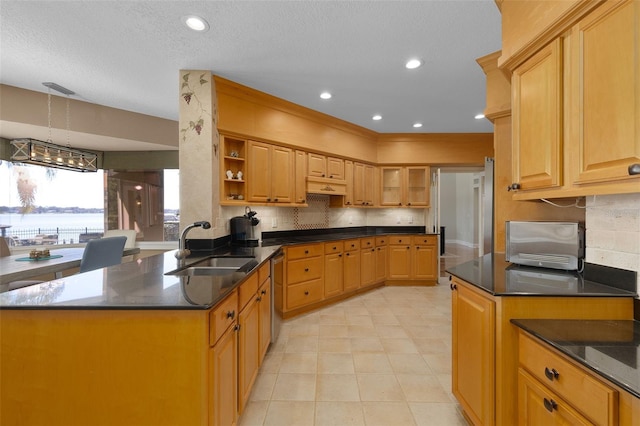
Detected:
[405,59,422,69]
[372,115,382,121]
[320,91,332,100]
[413,123,423,128]
[475,114,485,120]
[182,15,209,32]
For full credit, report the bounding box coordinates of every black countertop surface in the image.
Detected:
[511,319,640,398]
[446,254,637,297]
[0,245,281,310]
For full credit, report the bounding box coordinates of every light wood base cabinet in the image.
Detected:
[276,235,436,318]
[452,277,496,426]
[517,331,617,426]
[211,322,239,426]
[450,275,633,426]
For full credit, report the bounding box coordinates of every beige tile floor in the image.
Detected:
[238,281,469,426]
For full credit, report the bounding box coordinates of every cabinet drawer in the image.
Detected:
[388,235,411,245]
[287,257,323,284]
[258,261,270,285]
[286,279,323,310]
[210,290,238,346]
[375,236,388,247]
[324,241,344,254]
[238,273,259,311]
[519,332,617,425]
[287,244,323,260]
[360,238,374,249]
[412,235,437,246]
[518,368,592,425]
[344,239,360,251]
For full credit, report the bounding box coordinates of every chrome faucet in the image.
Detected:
[176,221,211,265]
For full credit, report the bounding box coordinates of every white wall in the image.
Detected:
[585,193,640,294]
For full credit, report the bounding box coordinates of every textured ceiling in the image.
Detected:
[0,1,501,151]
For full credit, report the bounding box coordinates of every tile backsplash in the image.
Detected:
[220,194,425,240]
[585,193,640,294]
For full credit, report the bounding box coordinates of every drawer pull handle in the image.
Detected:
[261,289,267,295]
[305,250,309,254]
[304,268,309,272]
[226,310,235,320]
[629,163,640,175]
[544,367,559,381]
[333,246,337,250]
[304,291,309,296]
[543,398,557,412]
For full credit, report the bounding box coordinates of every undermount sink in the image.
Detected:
[165,256,256,276]
[195,256,255,268]
[168,266,241,277]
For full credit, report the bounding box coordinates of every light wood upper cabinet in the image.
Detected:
[327,157,345,180]
[307,153,345,179]
[571,0,640,185]
[295,150,307,204]
[511,38,563,192]
[247,140,294,203]
[353,162,376,206]
[220,134,247,205]
[380,166,430,207]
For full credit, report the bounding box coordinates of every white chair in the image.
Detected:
[103,229,137,249]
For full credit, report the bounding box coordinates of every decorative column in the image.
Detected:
[178,70,221,237]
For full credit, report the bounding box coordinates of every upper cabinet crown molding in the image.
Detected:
[498,0,605,72]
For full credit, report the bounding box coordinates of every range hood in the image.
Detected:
[305,176,347,195]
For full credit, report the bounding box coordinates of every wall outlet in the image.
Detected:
[271,217,277,228]
[408,216,414,224]
[396,216,401,224]
[348,216,353,224]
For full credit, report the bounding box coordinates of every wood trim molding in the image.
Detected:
[498,0,605,72]
[214,76,377,139]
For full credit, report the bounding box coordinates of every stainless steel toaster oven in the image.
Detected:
[505,221,585,271]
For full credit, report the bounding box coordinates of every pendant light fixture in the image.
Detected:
[10,82,98,172]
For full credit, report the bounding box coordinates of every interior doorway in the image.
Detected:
[431,167,485,277]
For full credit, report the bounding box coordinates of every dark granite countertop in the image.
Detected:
[0,245,281,310]
[511,319,640,398]
[446,253,637,297]
[261,225,433,246]
[0,226,435,311]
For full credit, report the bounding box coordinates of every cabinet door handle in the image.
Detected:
[234,324,240,332]
[406,246,410,250]
[371,248,375,252]
[543,398,557,413]
[398,202,402,206]
[544,367,560,381]
[450,284,457,291]
[266,198,271,202]
[629,163,640,175]
[338,254,342,257]
[226,310,235,319]
[304,268,309,272]
[256,296,262,302]
[407,203,411,206]
[304,291,309,296]
[333,246,337,250]
[507,183,521,191]
[346,253,350,256]
[274,198,278,202]
[261,289,267,295]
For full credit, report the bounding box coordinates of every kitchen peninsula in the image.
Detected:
[0,246,279,426]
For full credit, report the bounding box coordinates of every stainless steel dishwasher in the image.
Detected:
[270,250,284,343]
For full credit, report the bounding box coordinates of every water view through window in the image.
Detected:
[0,162,179,245]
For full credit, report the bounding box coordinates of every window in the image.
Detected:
[0,161,180,246]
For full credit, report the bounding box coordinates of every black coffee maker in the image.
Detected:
[230,207,260,246]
